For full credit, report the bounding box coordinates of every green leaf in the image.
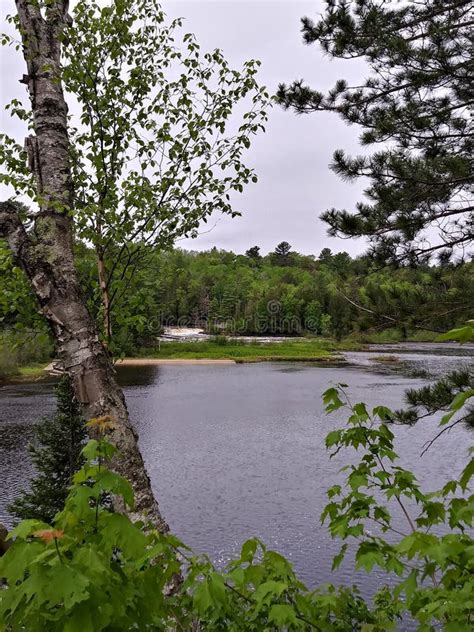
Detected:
[254,580,288,609]
[94,469,134,508]
[40,564,90,610]
[332,543,348,570]
[353,402,369,420]
[239,538,258,563]
[373,405,393,421]
[437,325,474,344]
[440,389,474,425]
[325,430,341,448]
[327,484,341,499]
[62,605,95,632]
[8,519,49,540]
[323,387,345,413]
[459,458,474,491]
[193,578,212,614]
[268,603,299,627]
[355,541,385,572]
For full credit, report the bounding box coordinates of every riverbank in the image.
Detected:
[0,362,51,384]
[118,358,236,365]
[132,339,360,362]
[4,335,453,382]
[0,330,53,383]
[349,328,437,344]
[0,339,356,384]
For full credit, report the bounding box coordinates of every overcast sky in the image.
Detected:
[1,1,369,257]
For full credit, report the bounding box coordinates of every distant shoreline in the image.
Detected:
[116,358,236,365]
[117,356,342,366]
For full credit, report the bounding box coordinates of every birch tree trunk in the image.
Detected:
[0,0,168,531]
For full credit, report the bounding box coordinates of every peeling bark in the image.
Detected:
[1,0,168,531]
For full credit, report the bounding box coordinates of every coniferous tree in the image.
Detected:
[272,241,294,265]
[278,0,473,264]
[245,246,262,260]
[9,377,86,524]
[274,242,292,257]
[279,0,474,424]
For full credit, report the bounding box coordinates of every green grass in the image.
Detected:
[17,363,50,378]
[0,330,53,382]
[136,338,361,362]
[0,363,50,383]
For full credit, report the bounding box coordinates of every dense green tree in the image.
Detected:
[98,245,474,344]
[9,377,86,524]
[318,248,333,264]
[279,0,474,427]
[278,0,473,264]
[273,241,292,257]
[245,246,262,261]
[0,241,38,331]
[304,300,322,333]
[2,239,473,351]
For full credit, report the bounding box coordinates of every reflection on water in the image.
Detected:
[1,347,473,606]
[115,364,161,387]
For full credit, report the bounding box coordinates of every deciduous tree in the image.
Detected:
[0,0,166,529]
[2,0,270,349]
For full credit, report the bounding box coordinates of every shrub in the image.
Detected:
[8,377,87,524]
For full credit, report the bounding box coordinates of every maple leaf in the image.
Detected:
[33,529,65,544]
[85,415,116,433]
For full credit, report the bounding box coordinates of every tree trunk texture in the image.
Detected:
[0,0,168,531]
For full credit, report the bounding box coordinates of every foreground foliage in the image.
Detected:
[322,386,474,630]
[2,377,473,630]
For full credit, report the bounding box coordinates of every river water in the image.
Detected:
[1,344,473,605]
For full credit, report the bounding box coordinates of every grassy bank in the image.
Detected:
[0,329,441,380]
[0,330,53,382]
[348,328,438,345]
[0,362,51,384]
[1,336,362,382]
[17,363,51,378]
[136,338,361,363]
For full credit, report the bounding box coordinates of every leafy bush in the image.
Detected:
[322,385,474,630]
[0,430,181,631]
[0,426,393,630]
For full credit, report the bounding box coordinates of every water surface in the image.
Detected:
[1,348,473,602]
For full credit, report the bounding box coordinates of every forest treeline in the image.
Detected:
[78,242,474,350]
[2,238,473,358]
